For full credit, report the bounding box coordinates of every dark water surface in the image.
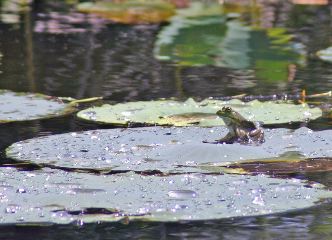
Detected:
[0,1,332,239]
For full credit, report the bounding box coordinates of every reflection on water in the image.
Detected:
[0,0,332,239]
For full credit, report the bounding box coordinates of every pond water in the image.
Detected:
[0,1,332,239]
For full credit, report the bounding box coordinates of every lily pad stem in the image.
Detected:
[68,97,103,105]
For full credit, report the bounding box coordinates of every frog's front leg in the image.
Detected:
[203,132,237,144]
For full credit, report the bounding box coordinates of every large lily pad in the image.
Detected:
[77,98,322,126]
[77,1,175,24]
[0,167,331,224]
[317,46,332,63]
[6,127,332,172]
[0,90,76,122]
[154,3,301,82]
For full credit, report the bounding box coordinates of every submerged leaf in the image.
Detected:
[0,90,76,122]
[77,1,175,24]
[6,127,332,172]
[77,98,322,126]
[0,167,331,224]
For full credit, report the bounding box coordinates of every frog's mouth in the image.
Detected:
[220,116,233,125]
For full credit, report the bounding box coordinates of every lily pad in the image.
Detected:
[0,90,76,122]
[317,47,332,63]
[154,3,301,82]
[76,98,322,126]
[6,127,332,172]
[224,157,332,177]
[77,1,175,24]
[0,167,331,224]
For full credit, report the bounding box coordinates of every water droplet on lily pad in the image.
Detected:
[168,190,198,199]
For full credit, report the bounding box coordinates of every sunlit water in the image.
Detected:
[0,1,332,239]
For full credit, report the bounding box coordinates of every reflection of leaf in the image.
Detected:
[154,3,301,82]
[77,98,322,126]
[34,12,110,34]
[317,47,332,63]
[292,0,328,5]
[0,0,30,24]
[6,127,332,172]
[0,90,76,122]
[77,1,175,24]
[1,167,331,223]
[254,60,289,82]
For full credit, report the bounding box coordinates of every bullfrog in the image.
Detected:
[204,106,264,144]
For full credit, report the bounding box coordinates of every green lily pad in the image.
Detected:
[0,167,331,224]
[317,47,332,63]
[154,3,301,82]
[77,1,175,24]
[0,90,76,122]
[76,98,322,126]
[6,127,332,172]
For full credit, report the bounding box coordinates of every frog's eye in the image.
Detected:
[222,106,232,112]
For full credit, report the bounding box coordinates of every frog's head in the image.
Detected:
[216,106,241,125]
[216,106,235,119]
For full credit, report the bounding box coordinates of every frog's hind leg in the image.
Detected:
[249,128,265,143]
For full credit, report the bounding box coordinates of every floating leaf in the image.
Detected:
[154,3,301,82]
[0,167,331,224]
[77,98,322,126]
[0,90,76,122]
[77,1,175,24]
[6,127,332,172]
[317,47,332,63]
[225,157,332,176]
